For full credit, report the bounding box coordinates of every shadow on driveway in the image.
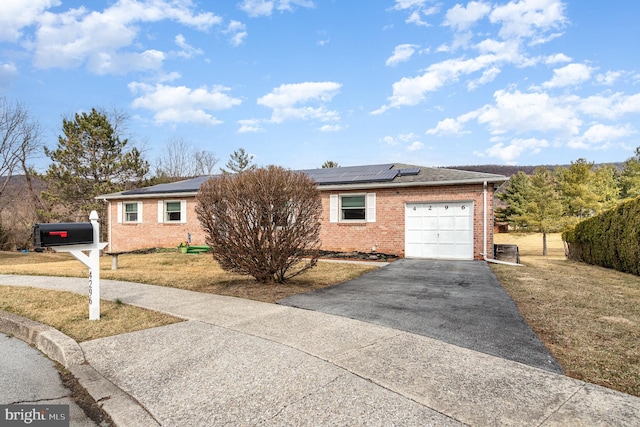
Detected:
[279,258,563,373]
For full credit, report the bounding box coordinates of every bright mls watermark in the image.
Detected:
[1,405,69,426]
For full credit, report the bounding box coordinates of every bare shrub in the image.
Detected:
[195,166,322,283]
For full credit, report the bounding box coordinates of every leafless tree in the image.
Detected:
[0,96,41,210]
[196,166,322,283]
[0,96,43,248]
[155,137,218,178]
[194,149,219,175]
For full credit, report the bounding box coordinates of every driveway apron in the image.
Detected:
[279,259,563,373]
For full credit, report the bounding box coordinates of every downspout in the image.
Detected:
[101,198,111,253]
[482,181,524,267]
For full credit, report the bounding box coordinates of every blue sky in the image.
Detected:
[1,0,639,172]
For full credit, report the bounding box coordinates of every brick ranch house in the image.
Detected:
[97,163,508,260]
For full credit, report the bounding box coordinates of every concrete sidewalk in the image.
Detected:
[1,274,639,426]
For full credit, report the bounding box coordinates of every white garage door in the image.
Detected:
[405,201,474,259]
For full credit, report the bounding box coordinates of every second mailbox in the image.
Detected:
[34,223,94,248]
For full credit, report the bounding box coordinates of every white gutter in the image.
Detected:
[317,178,508,191]
[97,191,200,201]
[482,181,524,267]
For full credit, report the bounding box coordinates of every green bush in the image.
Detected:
[563,197,640,275]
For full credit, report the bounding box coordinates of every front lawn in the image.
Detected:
[0,250,379,303]
[492,233,640,397]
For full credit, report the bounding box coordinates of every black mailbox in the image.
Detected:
[34,223,94,248]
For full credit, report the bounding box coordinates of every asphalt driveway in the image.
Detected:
[279,259,563,373]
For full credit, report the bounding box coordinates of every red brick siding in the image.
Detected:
[106,199,208,253]
[106,184,496,259]
[318,184,494,260]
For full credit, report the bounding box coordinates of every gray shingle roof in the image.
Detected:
[98,164,508,200]
[122,176,212,196]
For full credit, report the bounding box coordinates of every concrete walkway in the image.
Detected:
[1,274,639,426]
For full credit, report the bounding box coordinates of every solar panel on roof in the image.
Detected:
[397,167,420,176]
[301,164,398,185]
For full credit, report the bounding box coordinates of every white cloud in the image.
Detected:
[596,70,622,86]
[393,0,438,27]
[568,124,636,149]
[475,138,550,164]
[277,0,314,12]
[224,20,248,46]
[468,66,501,90]
[444,1,491,32]
[381,135,398,146]
[542,63,593,89]
[407,141,425,151]
[476,89,581,135]
[0,62,19,85]
[0,0,59,42]
[386,44,418,66]
[240,0,313,17]
[129,82,241,126]
[393,0,428,9]
[426,117,469,136]
[374,54,501,113]
[380,133,423,151]
[257,82,341,124]
[578,93,640,120]
[398,132,420,141]
[545,53,572,64]
[88,49,166,75]
[174,34,204,59]
[30,1,220,72]
[319,124,343,132]
[237,119,265,133]
[489,0,567,42]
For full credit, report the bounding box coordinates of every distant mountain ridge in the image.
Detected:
[447,163,624,177]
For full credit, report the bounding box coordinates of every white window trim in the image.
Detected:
[329,193,376,223]
[118,201,143,224]
[158,200,187,224]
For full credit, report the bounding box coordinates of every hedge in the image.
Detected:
[563,197,640,276]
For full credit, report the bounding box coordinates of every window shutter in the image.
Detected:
[180,200,187,223]
[158,201,164,223]
[117,202,123,224]
[366,193,376,223]
[330,195,339,223]
[137,201,143,223]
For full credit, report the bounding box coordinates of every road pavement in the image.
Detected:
[0,333,98,426]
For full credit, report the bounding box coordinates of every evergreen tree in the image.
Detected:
[555,159,599,219]
[495,171,531,230]
[517,167,566,255]
[321,160,339,168]
[591,164,620,212]
[620,146,640,199]
[220,148,255,174]
[42,108,149,223]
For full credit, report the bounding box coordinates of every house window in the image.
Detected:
[124,202,138,222]
[330,193,376,223]
[117,201,142,224]
[165,201,182,222]
[341,195,366,221]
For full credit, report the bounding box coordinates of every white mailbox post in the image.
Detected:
[42,211,108,320]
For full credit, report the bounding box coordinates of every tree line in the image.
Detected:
[496,152,640,255]
[0,98,254,249]
[0,97,343,250]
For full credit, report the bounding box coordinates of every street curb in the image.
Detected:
[0,310,160,426]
